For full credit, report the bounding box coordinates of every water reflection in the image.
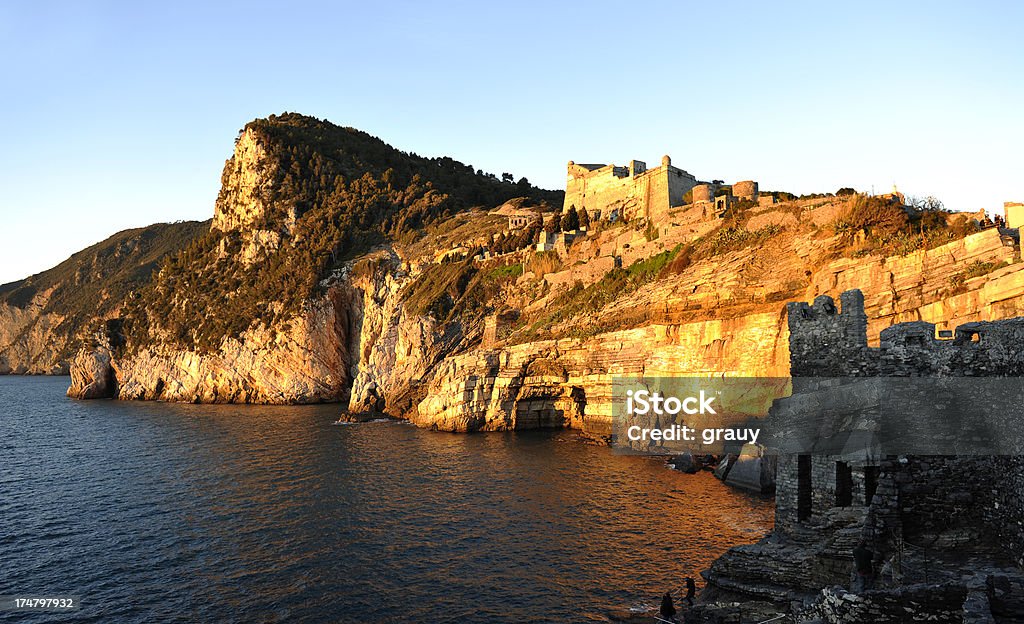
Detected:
[0,377,772,623]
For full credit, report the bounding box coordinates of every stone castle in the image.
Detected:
[701,290,1024,623]
[563,155,762,226]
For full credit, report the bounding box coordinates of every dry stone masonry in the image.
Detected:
[698,289,1024,623]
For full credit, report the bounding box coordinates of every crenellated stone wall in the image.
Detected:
[702,289,1024,621]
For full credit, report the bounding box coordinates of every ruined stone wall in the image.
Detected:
[787,289,1024,378]
[775,454,874,533]
[786,290,869,377]
[781,288,1024,564]
[801,585,969,624]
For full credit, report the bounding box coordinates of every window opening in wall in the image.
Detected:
[836,461,853,507]
[864,465,880,506]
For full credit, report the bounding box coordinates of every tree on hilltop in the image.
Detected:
[579,207,591,229]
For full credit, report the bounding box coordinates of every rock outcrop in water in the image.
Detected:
[67,347,114,399]
[69,292,356,403]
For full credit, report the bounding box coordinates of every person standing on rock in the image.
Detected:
[684,577,695,606]
[659,591,677,622]
[852,540,874,592]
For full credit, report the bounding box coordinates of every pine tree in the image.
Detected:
[564,206,580,231]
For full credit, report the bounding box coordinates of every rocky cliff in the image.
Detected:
[411,224,1024,434]
[0,220,207,374]
[47,114,1024,442]
[63,113,559,404]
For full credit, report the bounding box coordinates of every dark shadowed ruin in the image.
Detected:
[697,289,1024,623]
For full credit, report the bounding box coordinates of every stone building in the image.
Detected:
[563,155,697,226]
[689,179,761,218]
[535,229,581,255]
[1004,201,1024,229]
[701,289,1024,622]
[733,180,759,201]
[506,209,539,230]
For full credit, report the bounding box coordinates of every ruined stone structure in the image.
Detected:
[563,155,697,225]
[506,209,538,230]
[535,229,582,255]
[481,310,520,348]
[700,290,1024,623]
[1004,201,1024,230]
[733,180,759,201]
[562,155,766,232]
[689,179,760,219]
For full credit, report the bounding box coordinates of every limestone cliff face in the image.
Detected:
[415,313,789,434]
[211,128,293,266]
[410,229,1024,434]
[63,251,461,409]
[212,128,276,234]
[807,228,1024,338]
[0,292,69,374]
[345,259,463,416]
[68,292,355,403]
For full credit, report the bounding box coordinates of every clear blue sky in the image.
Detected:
[1,1,1021,284]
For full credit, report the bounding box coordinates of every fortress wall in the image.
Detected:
[563,163,696,224]
[564,164,635,216]
[647,167,697,224]
[779,289,1024,562]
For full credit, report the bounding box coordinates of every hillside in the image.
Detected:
[122,113,561,353]
[0,220,207,373]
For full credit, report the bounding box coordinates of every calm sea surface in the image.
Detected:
[0,376,772,623]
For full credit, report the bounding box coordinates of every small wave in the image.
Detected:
[332,417,400,426]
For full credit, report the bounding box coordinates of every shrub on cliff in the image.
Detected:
[832,195,975,257]
[834,195,910,238]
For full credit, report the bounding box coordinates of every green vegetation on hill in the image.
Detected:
[0,220,208,354]
[515,222,790,341]
[832,195,979,256]
[125,113,562,352]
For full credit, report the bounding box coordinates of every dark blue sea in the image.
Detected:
[0,376,772,623]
